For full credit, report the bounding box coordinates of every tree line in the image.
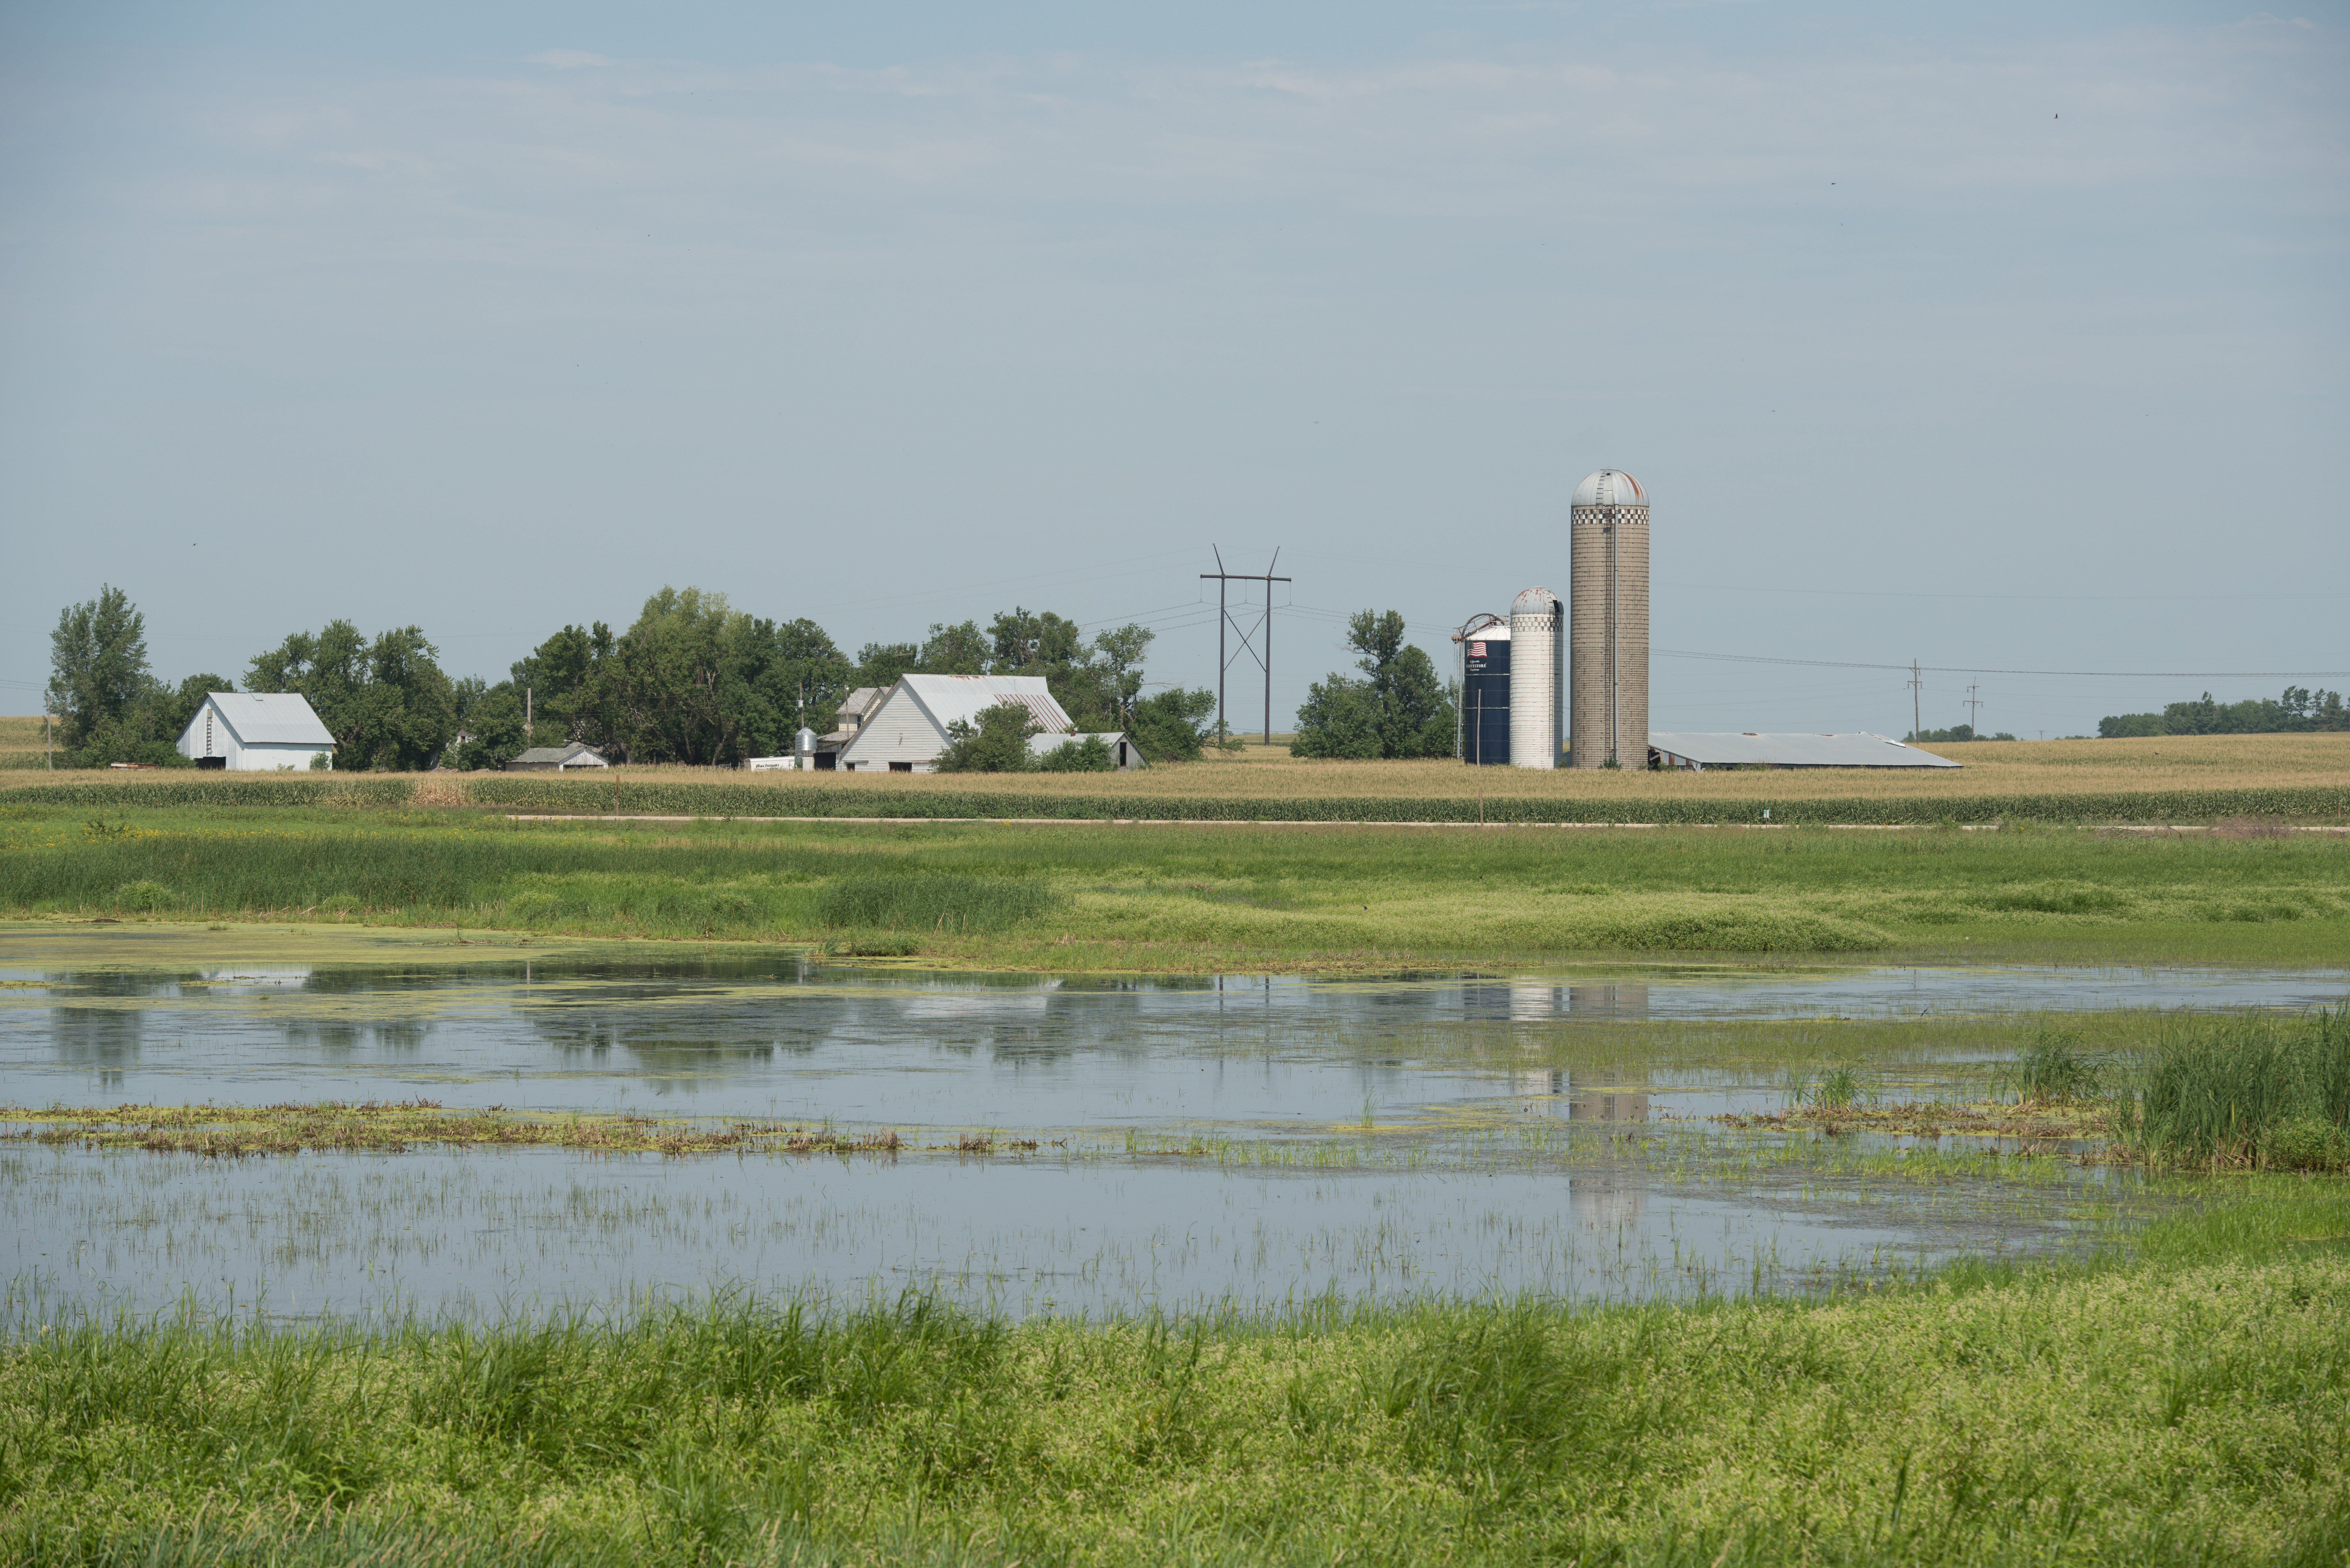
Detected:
[42,585,1219,771]
[1903,725,2018,744]
[2098,688,2348,739]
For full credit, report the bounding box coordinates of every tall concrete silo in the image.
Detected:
[1569,470,1649,767]
[1508,586,1563,769]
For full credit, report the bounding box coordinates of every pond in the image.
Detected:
[4,927,2339,1323]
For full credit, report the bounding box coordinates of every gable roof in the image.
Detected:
[898,674,1072,737]
[511,743,607,766]
[194,692,335,748]
[1647,732,1959,769]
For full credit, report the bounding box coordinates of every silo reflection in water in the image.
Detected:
[1566,984,1649,1021]
[1512,1067,1652,1122]
[1510,983,1558,1023]
[1569,1174,1646,1229]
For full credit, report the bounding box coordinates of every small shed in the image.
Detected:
[506,743,610,772]
[177,692,335,772]
[1647,733,1959,771]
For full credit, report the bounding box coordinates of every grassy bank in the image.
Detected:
[5,1181,2346,1567]
[4,805,2346,967]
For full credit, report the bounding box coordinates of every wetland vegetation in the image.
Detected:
[1,798,2346,968]
[4,1180,2345,1566]
[4,758,2345,1565]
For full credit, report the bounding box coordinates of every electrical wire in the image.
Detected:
[1654,649,2350,679]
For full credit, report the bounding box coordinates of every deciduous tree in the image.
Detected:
[1291,610,1455,759]
[247,621,457,771]
[47,586,152,752]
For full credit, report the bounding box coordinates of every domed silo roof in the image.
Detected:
[1511,586,1559,616]
[1572,470,1646,508]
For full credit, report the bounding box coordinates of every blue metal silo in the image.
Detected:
[1456,614,1511,765]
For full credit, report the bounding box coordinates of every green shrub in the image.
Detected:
[1036,735,1115,773]
[933,705,1042,773]
[115,879,172,912]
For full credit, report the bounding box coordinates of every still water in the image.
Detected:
[4,929,2337,1322]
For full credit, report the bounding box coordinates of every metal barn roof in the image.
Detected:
[1647,732,1959,770]
[836,687,886,721]
[509,743,608,768]
[899,674,1073,736]
[206,692,334,747]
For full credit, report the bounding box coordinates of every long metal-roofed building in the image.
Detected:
[1648,733,1959,771]
[1569,469,1649,768]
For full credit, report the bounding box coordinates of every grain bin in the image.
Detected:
[1569,470,1649,767]
[1454,613,1511,765]
[1508,586,1563,770]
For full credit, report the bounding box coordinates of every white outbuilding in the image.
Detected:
[177,692,336,771]
[834,674,1146,772]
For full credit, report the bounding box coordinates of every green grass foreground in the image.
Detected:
[4,804,2347,966]
[5,1183,2347,1567]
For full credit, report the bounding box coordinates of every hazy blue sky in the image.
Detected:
[4,1,2344,739]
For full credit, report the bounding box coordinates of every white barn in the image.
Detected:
[834,675,1146,772]
[178,692,336,771]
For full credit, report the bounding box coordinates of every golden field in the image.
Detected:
[0,715,57,771]
[4,725,2346,803]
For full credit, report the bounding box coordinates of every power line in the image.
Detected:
[1655,648,2350,679]
[1202,548,1290,745]
[1678,582,2335,604]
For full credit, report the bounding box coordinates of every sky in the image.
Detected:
[2,0,2345,741]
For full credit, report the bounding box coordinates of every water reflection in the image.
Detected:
[0,935,2235,1323]
[51,1009,141,1087]
[1568,1172,1647,1229]
[1465,983,1651,1023]
[3,939,2343,1119]
[1512,1069,1652,1124]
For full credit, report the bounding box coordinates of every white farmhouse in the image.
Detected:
[834,675,1146,772]
[177,693,336,771]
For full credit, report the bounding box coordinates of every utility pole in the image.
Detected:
[1908,660,1923,742]
[525,687,533,741]
[1201,548,1291,744]
[1965,683,1983,738]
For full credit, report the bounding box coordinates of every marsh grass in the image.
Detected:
[813,872,1062,934]
[1781,1066,1866,1112]
[1,1102,907,1158]
[4,806,2347,965]
[2112,1008,2350,1170]
[4,1182,2347,1567]
[2000,1029,2104,1104]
